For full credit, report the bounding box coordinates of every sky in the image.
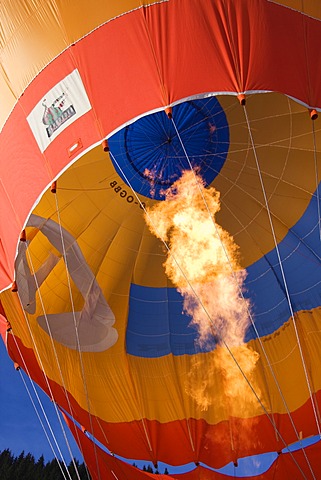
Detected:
[0,338,82,464]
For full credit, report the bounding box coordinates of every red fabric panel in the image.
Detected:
[0,108,49,285]
[0,300,8,341]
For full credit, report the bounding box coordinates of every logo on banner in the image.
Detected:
[27,69,92,153]
[42,93,76,138]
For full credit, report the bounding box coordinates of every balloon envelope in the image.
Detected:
[1,1,321,478]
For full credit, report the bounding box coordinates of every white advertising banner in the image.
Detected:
[27,69,92,153]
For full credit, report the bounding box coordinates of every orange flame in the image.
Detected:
[145,170,261,412]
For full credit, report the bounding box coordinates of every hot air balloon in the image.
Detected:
[1,1,321,478]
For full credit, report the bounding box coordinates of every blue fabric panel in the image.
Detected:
[127,190,321,358]
[245,192,321,340]
[109,97,229,200]
[126,284,215,357]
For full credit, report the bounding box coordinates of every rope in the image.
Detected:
[171,114,305,432]
[52,184,155,468]
[21,243,82,480]
[53,192,102,480]
[109,149,309,480]
[10,306,74,480]
[311,120,321,243]
[243,102,321,478]
[11,338,69,479]
[243,104,321,431]
[18,371,69,479]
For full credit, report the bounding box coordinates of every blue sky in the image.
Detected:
[0,339,82,464]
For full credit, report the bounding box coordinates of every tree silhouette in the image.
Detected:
[0,448,172,477]
[0,449,14,480]
[0,449,90,479]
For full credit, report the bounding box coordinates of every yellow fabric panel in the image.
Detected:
[0,0,67,103]
[253,308,321,415]
[28,145,169,289]
[271,0,321,19]
[55,0,151,44]
[0,0,157,128]
[0,72,16,128]
[297,309,321,392]
[1,289,34,349]
[255,308,321,412]
[253,319,309,414]
[216,93,321,267]
[131,229,169,288]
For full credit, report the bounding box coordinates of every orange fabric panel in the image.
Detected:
[0,0,155,122]
[271,1,321,20]
[0,301,9,341]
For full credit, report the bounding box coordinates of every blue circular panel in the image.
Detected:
[109,97,229,200]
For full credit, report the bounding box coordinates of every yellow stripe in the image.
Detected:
[270,1,321,19]
[215,93,320,267]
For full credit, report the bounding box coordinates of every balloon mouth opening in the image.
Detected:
[108,96,230,200]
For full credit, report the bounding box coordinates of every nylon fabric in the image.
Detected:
[1,1,321,477]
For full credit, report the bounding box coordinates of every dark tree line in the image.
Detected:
[0,449,171,478]
[133,462,169,475]
[0,449,89,480]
